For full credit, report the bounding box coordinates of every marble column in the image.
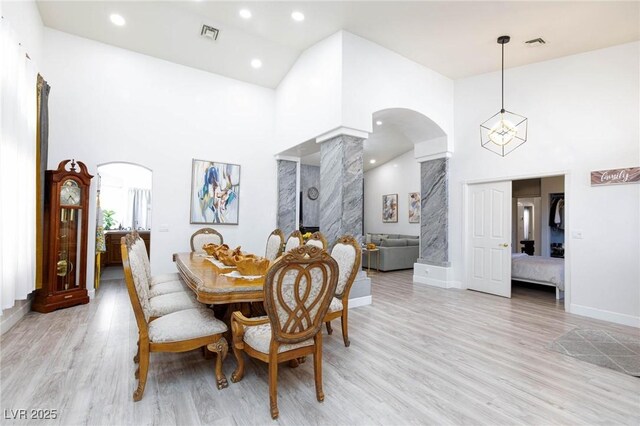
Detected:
[319,135,364,246]
[419,158,449,266]
[276,159,297,236]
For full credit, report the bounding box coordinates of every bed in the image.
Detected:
[511,253,565,299]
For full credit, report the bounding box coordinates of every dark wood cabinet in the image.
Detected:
[103,230,150,267]
[33,160,92,313]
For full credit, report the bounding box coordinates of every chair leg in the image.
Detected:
[326,321,333,335]
[313,333,324,402]
[207,337,229,389]
[341,309,350,347]
[230,342,245,383]
[133,340,149,402]
[269,354,279,419]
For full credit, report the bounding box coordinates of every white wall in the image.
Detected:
[274,32,343,152]
[364,150,421,236]
[341,32,454,145]
[274,31,454,154]
[451,42,640,326]
[1,0,43,65]
[43,29,278,282]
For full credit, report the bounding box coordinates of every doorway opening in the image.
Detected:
[95,162,152,285]
[465,173,568,310]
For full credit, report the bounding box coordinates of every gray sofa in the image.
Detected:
[363,234,419,271]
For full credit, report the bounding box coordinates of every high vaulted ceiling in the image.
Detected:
[37,1,640,89]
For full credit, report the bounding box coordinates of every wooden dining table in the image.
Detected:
[173,252,266,304]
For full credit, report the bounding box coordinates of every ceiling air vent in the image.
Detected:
[525,38,546,45]
[201,25,219,41]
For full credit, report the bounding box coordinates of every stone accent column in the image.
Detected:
[319,135,364,245]
[276,159,297,236]
[419,158,449,266]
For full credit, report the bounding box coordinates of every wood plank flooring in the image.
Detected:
[1,270,639,425]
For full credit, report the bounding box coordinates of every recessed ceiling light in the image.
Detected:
[376,120,383,126]
[369,159,376,164]
[239,9,252,19]
[251,59,262,69]
[291,11,305,22]
[110,13,126,26]
[393,164,398,168]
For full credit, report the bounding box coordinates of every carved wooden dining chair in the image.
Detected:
[264,228,285,261]
[121,234,229,401]
[284,230,304,253]
[305,231,328,249]
[230,245,338,419]
[324,235,362,347]
[130,231,185,297]
[190,228,224,253]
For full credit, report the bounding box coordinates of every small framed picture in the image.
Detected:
[382,194,398,223]
[408,192,420,223]
[190,159,240,224]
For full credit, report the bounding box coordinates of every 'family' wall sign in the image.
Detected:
[590,167,640,186]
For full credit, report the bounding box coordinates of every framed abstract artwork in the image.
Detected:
[382,193,398,223]
[190,159,240,224]
[408,192,421,223]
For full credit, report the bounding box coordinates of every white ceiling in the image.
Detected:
[36,1,640,170]
[37,1,640,89]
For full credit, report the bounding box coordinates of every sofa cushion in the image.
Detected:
[406,238,419,246]
[386,234,399,239]
[381,238,407,247]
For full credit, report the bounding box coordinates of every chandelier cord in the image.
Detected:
[501,41,505,112]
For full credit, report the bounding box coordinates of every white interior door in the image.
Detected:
[467,181,512,298]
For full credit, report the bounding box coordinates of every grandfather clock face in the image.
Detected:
[60,179,81,206]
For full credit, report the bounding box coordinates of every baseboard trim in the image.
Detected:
[570,303,640,328]
[1,298,32,335]
[413,262,460,289]
[349,295,372,309]
[413,274,462,289]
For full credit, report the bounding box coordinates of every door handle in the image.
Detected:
[499,243,509,247]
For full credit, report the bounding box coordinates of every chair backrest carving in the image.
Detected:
[263,245,338,344]
[265,229,285,261]
[330,235,362,298]
[284,230,304,253]
[190,228,223,252]
[305,231,327,249]
[121,234,150,334]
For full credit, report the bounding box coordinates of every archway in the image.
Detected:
[95,162,152,284]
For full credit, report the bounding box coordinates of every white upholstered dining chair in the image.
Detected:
[190,228,224,253]
[284,230,304,253]
[305,231,328,249]
[121,234,229,401]
[230,245,338,419]
[130,231,185,297]
[264,228,285,261]
[324,235,361,347]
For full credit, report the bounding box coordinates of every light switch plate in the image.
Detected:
[159,224,169,232]
[571,230,583,239]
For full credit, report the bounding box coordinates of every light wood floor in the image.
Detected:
[2,271,639,425]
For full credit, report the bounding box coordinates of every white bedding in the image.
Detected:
[511,253,565,291]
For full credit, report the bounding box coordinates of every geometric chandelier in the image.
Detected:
[480,35,528,156]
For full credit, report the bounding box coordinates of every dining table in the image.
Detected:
[173,252,266,304]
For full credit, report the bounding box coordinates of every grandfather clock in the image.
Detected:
[33,159,93,313]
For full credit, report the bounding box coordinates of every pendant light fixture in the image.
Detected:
[480,35,528,156]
